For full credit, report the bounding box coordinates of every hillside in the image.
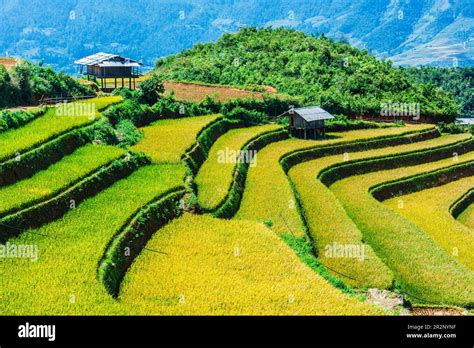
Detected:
[404,66,474,117]
[0,0,471,73]
[155,27,459,122]
[0,60,94,108]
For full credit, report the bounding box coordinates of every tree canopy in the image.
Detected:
[156,27,459,123]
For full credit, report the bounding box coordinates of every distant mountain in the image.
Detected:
[0,0,472,72]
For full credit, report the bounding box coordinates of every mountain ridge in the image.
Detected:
[0,0,472,72]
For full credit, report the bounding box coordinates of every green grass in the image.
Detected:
[0,145,125,216]
[0,97,121,161]
[120,214,382,315]
[287,134,469,289]
[195,124,281,210]
[384,177,474,271]
[458,203,474,229]
[330,152,474,306]
[0,164,185,315]
[132,115,219,163]
[235,124,433,237]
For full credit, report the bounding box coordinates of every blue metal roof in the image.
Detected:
[74,52,142,67]
[293,106,334,121]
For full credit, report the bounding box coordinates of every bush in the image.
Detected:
[90,118,117,145]
[326,114,402,132]
[0,107,46,133]
[0,61,95,107]
[223,106,268,125]
[220,95,302,118]
[437,122,468,134]
[112,87,141,102]
[115,119,143,146]
[152,94,216,118]
[102,99,154,127]
[138,73,164,105]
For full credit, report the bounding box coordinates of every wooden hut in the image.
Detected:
[288,106,334,139]
[75,53,142,92]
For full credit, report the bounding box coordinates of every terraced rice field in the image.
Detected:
[0,165,185,314]
[235,124,433,237]
[0,145,125,216]
[330,152,474,306]
[458,204,474,229]
[287,133,470,289]
[1,109,473,315]
[384,177,474,271]
[195,124,281,210]
[0,97,121,160]
[121,214,381,315]
[132,114,219,163]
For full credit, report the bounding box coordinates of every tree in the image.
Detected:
[139,73,164,105]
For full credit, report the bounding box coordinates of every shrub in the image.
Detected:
[115,119,143,146]
[326,114,402,132]
[437,122,468,134]
[138,73,165,105]
[223,106,268,125]
[1,61,95,107]
[0,107,46,133]
[151,94,215,118]
[102,99,154,127]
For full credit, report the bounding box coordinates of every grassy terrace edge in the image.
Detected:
[0,148,125,219]
[98,187,186,297]
[211,126,438,220]
[0,152,149,243]
[98,115,246,298]
[280,127,439,173]
[317,135,473,187]
[208,128,289,218]
[370,161,474,201]
[450,188,474,220]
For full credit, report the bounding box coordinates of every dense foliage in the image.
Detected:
[222,106,268,125]
[326,115,403,132]
[403,66,473,118]
[0,107,46,133]
[156,27,459,122]
[0,62,94,108]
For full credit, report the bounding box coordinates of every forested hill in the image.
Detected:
[155,27,459,122]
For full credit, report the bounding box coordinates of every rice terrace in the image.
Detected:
[0,3,473,343]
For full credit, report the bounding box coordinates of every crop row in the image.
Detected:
[330,151,474,307]
[0,145,125,218]
[384,176,474,271]
[0,152,149,243]
[318,136,473,186]
[235,124,436,237]
[196,124,282,211]
[450,187,474,220]
[285,134,470,289]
